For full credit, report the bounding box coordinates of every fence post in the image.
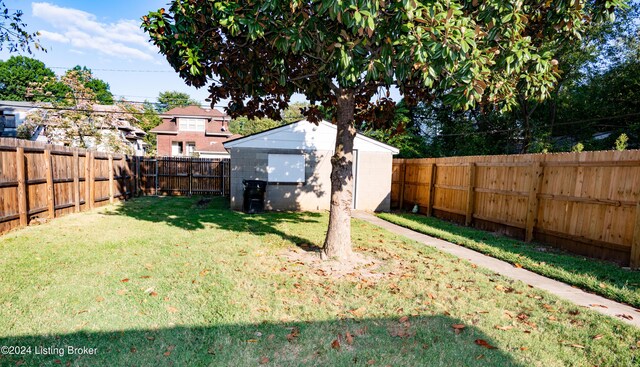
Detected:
[73,150,80,212]
[221,160,226,196]
[631,201,640,269]
[189,158,193,196]
[88,151,95,209]
[398,159,406,210]
[108,154,114,203]
[525,161,544,242]
[43,147,55,219]
[465,162,476,226]
[426,163,437,217]
[16,147,28,227]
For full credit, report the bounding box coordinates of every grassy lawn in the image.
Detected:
[377,212,640,310]
[0,197,638,366]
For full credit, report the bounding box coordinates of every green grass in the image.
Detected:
[0,197,638,366]
[377,212,640,309]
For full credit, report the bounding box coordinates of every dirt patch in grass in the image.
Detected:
[280,248,389,281]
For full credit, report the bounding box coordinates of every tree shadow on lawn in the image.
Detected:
[104,196,324,253]
[0,315,522,367]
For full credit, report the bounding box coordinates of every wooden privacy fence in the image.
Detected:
[138,156,229,196]
[391,150,640,268]
[0,138,229,235]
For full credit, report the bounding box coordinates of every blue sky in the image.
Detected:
[1,1,227,107]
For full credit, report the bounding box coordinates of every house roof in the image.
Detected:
[151,105,231,135]
[196,134,243,153]
[223,119,400,154]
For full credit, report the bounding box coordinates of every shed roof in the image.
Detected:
[223,119,399,154]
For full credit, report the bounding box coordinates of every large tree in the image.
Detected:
[143,0,624,260]
[0,56,65,101]
[157,90,200,112]
[67,66,114,105]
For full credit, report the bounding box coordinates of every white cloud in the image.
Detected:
[38,30,69,43]
[32,2,156,61]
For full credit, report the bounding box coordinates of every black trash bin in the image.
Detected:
[242,179,267,214]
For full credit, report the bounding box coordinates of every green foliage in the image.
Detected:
[157,90,200,112]
[571,142,585,152]
[362,100,428,158]
[615,133,629,151]
[229,103,308,136]
[67,66,114,104]
[0,56,66,101]
[143,0,623,119]
[0,1,43,54]
[228,116,285,136]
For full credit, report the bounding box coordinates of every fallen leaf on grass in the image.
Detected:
[592,334,603,340]
[140,275,151,279]
[495,325,513,331]
[259,356,269,364]
[617,314,634,320]
[345,331,354,345]
[121,278,129,283]
[589,304,608,309]
[130,347,137,353]
[367,360,375,365]
[452,324,465,334]
[150,291,158,297]
[247,339,258,343]
[95,296,104,302]
[570,344,585,349]
[513,263,522,268]
[331,339,341,350]
[475,339,497,349]
[116,289,127,295]
[166,306,178,313]
[399,316,409,323]
[163,345,175,357]
[286,327,300,342]
[349,307,366,317]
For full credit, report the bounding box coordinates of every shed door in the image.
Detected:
[352,149,358,209]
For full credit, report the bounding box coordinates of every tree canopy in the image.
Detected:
[144,0,626,260]
[67,66,114,105]
[157,90,200,112]
[0,56,65,101]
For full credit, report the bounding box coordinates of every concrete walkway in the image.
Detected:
[352,211,640,328]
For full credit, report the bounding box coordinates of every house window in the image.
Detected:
[171,141,183,156]
[267,154,305,183]
[186,142,196,156]
[2,115,15,128]
[178,118,206,131]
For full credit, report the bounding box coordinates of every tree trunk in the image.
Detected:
[322,88,357,261]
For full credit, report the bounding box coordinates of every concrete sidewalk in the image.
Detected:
[352,211,640,328]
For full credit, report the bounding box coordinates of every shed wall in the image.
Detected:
[229,147,393,212]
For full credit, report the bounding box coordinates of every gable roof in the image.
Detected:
[163,105,227,119]
[223,119,399,154]
[151,105,231,135]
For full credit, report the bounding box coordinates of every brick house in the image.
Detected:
[151,105,240,158]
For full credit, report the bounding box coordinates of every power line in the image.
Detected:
[0,102,230,118]
[48,66,174,73]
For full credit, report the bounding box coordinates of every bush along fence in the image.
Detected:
[391,150,640,268]
[0,138,229,235]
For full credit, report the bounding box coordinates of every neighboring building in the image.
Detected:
[151,105,239,158]
[0,101,38,138]
[0,101,148,156]
[223,119,399,212]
